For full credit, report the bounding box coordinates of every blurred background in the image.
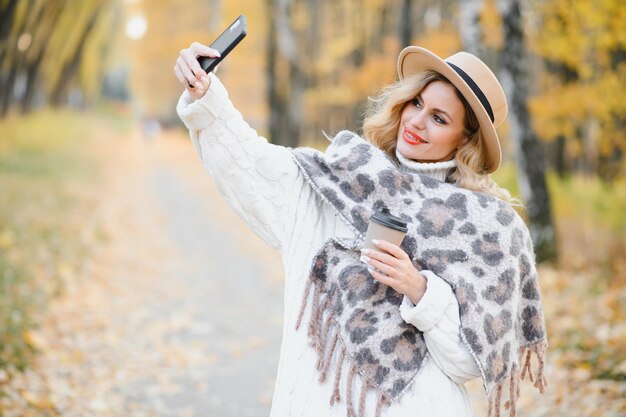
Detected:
[0,0,625,416]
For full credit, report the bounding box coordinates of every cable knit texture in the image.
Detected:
[395,148,457,182]
[176,73,482,417]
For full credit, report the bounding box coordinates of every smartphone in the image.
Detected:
[198,15,247,74]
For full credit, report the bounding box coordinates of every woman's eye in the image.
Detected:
[434,115,446,124]
[411,98,421,107]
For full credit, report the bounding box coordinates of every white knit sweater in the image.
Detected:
[176,74,482,417]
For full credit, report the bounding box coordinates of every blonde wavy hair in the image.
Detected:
[362,70,517,205]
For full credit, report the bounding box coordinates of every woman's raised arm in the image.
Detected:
[175,43,300,251]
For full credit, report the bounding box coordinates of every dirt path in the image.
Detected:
[143,135,284,416]
[3,129,284,417]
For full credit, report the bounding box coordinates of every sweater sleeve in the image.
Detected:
[399,271,482,385]
[176,73,300,251]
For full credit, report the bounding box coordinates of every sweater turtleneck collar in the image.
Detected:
[395,148,457,182]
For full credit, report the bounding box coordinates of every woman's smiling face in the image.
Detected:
[396,80,468,163]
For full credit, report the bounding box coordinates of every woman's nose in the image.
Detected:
[408,109,427,129]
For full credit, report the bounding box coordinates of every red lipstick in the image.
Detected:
[402,129,426,145]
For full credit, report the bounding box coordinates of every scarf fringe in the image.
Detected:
[307,285,321,339]
[300,278,547,417]
[374,392,387,417]
[346,364,357,417]
[319,327,339,376]
[358,379,371,417]
[295,279,313,331]
[299,280,392,417]
[330,348,346,406]
[487,341,548,417]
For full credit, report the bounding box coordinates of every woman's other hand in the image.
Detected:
[360,240,427,305]
[174,42,220,101]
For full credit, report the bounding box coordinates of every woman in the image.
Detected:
[174,43,547,417]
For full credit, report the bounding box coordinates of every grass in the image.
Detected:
[0,107,130,374]
[495,163,626,272]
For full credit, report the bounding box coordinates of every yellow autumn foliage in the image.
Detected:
[413,25,462,58]
[529,0,626,174]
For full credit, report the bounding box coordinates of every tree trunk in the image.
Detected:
[271,0,303,148]
[287,60,304,148]
[0,0,34,117]
[458,0,485,56]
[21,51,44,112]
[306,0,321,81]
[207,0,221,32]
[0,63,18,117]
[0,0,19,55]
[399,0,413,48]
[497,0,557,262]
[267,0,282,144]
[553,135,567,177]
[371,3,390,51]
[50,3,103,106]
[21,0,65,113]
[350,0,365,67]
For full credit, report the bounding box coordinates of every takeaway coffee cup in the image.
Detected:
[363,208,408,250]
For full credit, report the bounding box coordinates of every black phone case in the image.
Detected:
[198,15,247,74]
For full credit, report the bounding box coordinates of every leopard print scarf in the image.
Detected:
[290,131,548,417]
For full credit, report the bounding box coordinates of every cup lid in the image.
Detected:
[370,208,408,233]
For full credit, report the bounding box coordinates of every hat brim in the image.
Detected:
[397,46,501,173]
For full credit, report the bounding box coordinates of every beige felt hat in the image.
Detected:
[397,46,508,173]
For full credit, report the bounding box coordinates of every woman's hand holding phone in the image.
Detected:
[174,42,220,101]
